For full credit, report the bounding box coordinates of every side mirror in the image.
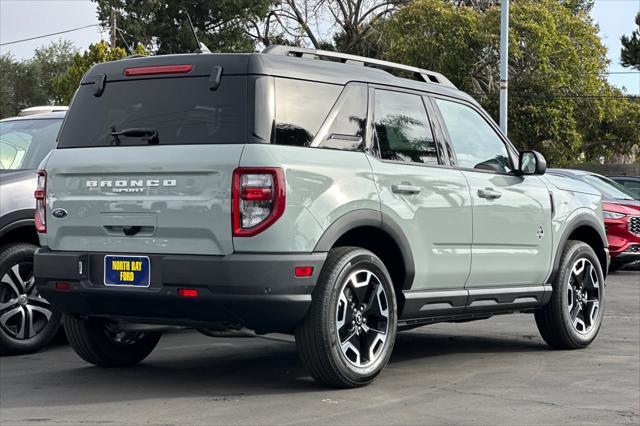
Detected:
[519,150,546,175]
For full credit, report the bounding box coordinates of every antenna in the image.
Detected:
[185,13,211,53]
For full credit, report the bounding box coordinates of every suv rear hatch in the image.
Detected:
[43,54,250,256]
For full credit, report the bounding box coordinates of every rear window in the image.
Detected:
[58,76,247,148]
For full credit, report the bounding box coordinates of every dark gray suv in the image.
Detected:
[0,111,65,354]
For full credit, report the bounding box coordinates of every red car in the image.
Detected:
[603,202,640,271]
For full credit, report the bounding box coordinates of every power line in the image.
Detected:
[0,24,100,46]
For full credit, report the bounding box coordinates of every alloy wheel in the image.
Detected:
[567,258,601,334]
[335,269,389,369]
[0,261,54,340]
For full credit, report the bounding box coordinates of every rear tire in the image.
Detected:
[63,315,161,366]
[0,242,61,355]
[535,240,605,349]
[295,247,397,388]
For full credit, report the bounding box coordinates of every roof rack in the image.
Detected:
[262,45,456,89]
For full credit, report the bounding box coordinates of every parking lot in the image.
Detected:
[0,271,637,425]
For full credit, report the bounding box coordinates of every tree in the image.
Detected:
[53,41,146,105]
[378,0,637,165]
[621,12,640,70]
[0,41,77,118]
[93,0,272,54]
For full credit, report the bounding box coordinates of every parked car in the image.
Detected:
[18,106,68,117]
[548,169,640,271]
[35,47,608,388]
[609,176,640,200]
[0,112,65,355]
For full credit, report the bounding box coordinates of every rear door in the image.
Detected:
[44,65,248,256]
[367,87,473,292]
[432,96,553,287]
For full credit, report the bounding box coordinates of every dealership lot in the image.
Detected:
[1,271,638,425]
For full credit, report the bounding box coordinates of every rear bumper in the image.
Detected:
[34,248,326,333]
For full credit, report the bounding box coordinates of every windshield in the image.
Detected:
[582,174,639,201]
[0,118,62,170]
[58,76,247,148]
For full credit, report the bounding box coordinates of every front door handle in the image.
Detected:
[477,187,502,200]
[392,184,421,195]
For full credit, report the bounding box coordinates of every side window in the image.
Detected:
[434,98,513,173]
[316,84,367,151]
[374,90,437,164]
[275,78,341,147]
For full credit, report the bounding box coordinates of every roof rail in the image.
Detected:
[262,45,456,89]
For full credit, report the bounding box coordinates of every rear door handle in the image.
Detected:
[477,187,502,200]
[392,184,421,195]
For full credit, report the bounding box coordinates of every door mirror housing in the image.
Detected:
[519,150,546,175]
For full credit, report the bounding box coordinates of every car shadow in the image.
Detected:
[3,330,550,409]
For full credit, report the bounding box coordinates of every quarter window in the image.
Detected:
[275,78,341,147]
[316,84,367,151]
[435,98,513,173]
[374,90,437,164]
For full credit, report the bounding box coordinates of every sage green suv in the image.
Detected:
[34,46,609,388]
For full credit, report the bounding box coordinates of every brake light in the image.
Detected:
[232,168,285,237]
[34,170,47,233]
[123,64,193,76]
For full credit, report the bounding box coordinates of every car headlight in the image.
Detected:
[603,211,625,220]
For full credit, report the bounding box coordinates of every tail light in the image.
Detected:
[34,170,47,233]
[232,168,285,237]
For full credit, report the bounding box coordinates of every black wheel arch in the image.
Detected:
[549,213,609,284]
[313,209,416,292]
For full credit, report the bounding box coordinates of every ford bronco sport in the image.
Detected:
[34,46,609,388]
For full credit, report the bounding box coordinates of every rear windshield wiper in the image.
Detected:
[109,127,159,145]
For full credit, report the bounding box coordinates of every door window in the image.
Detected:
[435,98,513,173]
[374,90,437,164]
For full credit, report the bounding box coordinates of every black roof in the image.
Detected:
[81,49,475,105]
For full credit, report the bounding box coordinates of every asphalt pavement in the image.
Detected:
[1,271,638,425]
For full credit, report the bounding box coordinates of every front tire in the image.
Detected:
[535,240,605,349]
[0,242,61,355]
[296,247,397,388]
[63,315,161,366]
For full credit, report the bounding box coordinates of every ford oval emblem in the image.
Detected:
[52,208,68,218]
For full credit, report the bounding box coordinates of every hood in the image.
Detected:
[542,174,600,196]
[603,201,640,215]
[0,169,36,185]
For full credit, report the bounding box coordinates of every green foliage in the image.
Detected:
[379,0,638,165]
[621,12,640,70]
[52,41,146,105]
[0,40,77,118]
[93,0,272,54]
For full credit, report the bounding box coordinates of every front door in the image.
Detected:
[432,97,552,287]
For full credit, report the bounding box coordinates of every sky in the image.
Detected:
[0,0,638,95]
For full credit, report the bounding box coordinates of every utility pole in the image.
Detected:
[499,0,509,136]
[110,12,117,48]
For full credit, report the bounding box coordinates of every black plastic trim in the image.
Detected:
[400,285,550,322]
[313,209,416,290]
[0,212,35,241]
[34,249,326,333]
[548,214,609,283]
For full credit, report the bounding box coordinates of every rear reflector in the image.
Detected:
[55,282,71,291]
[177,288,199,298]
[124,64,193,76]
[294,266,314,278]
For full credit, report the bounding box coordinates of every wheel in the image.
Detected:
[0,242,61,355]
[63,315,161,366]
[295,247,397,388]
[535,240,605,349]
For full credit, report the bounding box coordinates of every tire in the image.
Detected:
[295,247,397,388]
[535,240,605,349]
[0,242,61,355]
[63,315,161,367]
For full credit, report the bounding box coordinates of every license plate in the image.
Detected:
[104,255,150,287]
